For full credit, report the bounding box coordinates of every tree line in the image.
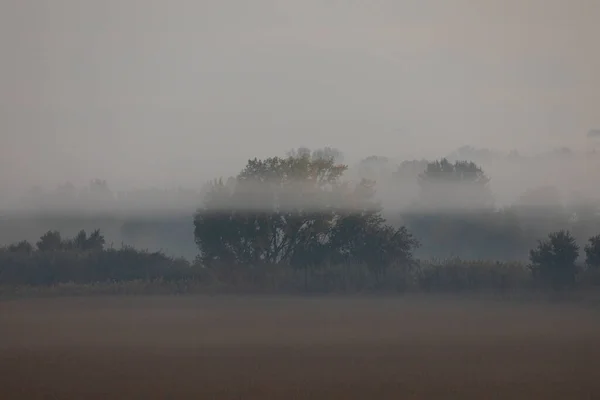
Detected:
[3,146,599,263]
[1,148,600,293]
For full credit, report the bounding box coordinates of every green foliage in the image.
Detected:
[529,230,580,289]
[584,235,600,268]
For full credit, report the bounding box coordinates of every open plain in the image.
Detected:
[1,295,600,399]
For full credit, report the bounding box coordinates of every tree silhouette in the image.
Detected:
[416,158,494,212]
[584,235,600,268]
[36,230,63,252]
[193,151,418,277]
[7,240,34,254]
[529,230,579,289]
[194,152,347,266]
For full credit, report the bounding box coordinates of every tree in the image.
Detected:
[7,240,34,254]
[395,159,428,180]
[79,179,115,212]
[400,159,505,260]
[529,230,579,289]
[36,230,63,252]
[415,158,494,212]
[356,155,393,181]
[194,151,347,267]
[87,229,106,251]
[60,229,105,251]
[287,146,344,163]
[328,178,419,275]
[70,230,89,250]
[584,235,600,268]
[193,150,419,280]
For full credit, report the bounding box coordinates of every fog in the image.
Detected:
[2,0,599,198]
[1,1,600,260]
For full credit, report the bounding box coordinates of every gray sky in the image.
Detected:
[1,0,599,194]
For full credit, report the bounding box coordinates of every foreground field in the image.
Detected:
[1,296,600,399]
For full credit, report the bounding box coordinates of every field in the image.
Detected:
[2,295,600,399]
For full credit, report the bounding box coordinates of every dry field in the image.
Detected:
[1,295,600,399]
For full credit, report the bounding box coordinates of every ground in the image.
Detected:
[1,295,600,399]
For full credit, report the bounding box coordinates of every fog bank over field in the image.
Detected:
[2,146,599,216]
[1,1,599,262]
[1,0,599,201]
[354,146,600,213]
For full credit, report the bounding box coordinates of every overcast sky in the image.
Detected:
[1,0,599,193]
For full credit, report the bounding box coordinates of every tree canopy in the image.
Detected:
[415,158,494,212]
[194,149,419,272]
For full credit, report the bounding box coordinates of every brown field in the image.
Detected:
[1,295,600,399]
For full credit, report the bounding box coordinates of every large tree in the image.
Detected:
[193,149,418,272]
[194,150,346,266]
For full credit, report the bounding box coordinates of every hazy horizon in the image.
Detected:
[2,0,599,196]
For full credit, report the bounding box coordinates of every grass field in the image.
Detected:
[1,295,600,399]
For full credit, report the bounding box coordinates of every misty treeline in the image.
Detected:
[3,145,600,262]
[1,147,600,293]
[0,230,191,286]
[1,226,599,292]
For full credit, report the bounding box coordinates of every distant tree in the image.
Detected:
[69,229,89,250]
[60,229,105,251]
[86,229,106,251]
[394,159,428,182]
[79,179,115,211]
[36,230,63,252]
[311,146,344,163]
[286,147,344,163]
[584,235,600,268]
[415,158,494,212]
[400,159,506,259]
[529,230,579,289]
[356,155,393,181]
[7,240,34,254]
